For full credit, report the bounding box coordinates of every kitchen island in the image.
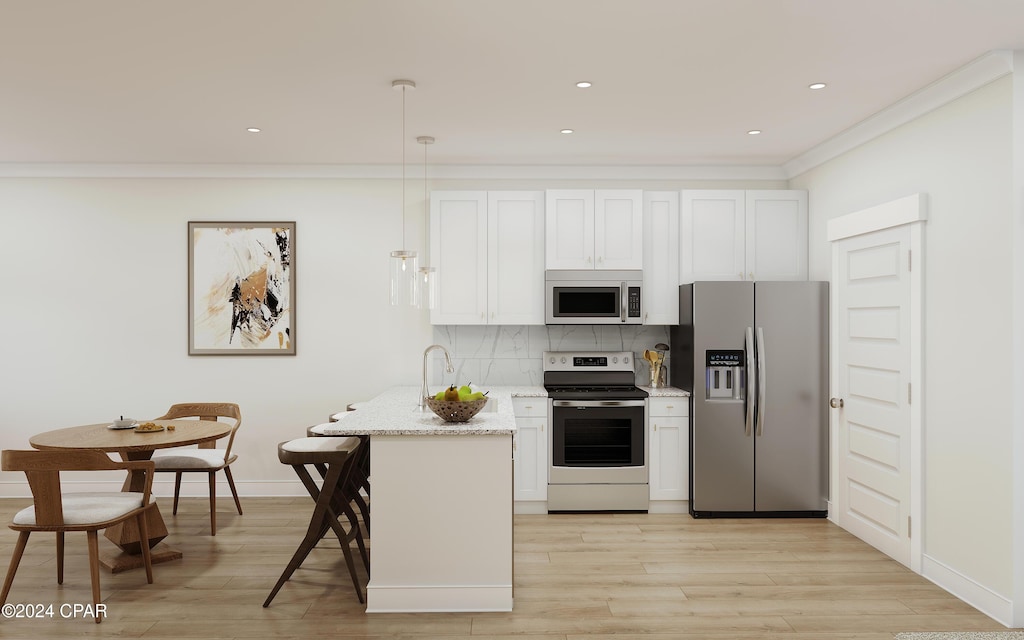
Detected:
[313,386,517,613]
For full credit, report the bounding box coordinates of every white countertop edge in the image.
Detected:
[318,386,520,436]
[640,386,690,397]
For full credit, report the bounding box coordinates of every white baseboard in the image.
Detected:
[648,500,689,514]
[514,501,548,515]
[366,583,513,613]
[0,479,310,498]
[921,553,1014,627]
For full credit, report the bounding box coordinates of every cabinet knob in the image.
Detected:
[829,397,844,409]
[749,271,754,280]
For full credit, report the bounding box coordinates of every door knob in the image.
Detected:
[829,397,844,409]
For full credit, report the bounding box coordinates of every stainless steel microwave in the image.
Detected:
[545,270,643,324]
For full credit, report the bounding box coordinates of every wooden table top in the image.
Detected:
[29,420,232,454]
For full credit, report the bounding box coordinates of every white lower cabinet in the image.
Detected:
[513,397,548,511]
[648,397,689,506]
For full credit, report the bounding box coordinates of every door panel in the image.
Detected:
[834,226,912,566]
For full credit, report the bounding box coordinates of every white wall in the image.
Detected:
[0,177,435,496]
[791,77,1015,604]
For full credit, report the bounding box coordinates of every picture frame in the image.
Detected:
[188,221,296,355]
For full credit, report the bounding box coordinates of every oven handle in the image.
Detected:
[553,400,647,408]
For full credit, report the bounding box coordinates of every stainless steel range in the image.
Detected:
[544,351,649,512]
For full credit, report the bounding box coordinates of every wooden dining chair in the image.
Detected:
[1,449,157,623]
[149,402,242,535]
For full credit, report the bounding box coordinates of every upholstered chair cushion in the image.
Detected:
[151,449,228,469]
[13,492,146,526]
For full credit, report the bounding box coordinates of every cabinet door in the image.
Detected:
[595,189,643,269]
[488,192,545,324]
[745,190,808,281]
[642,191,679,325]
[649,403,689,501]
[680,190,746,282]
[430,191,488,324]
[545,190,595,269]
[513,399,548,502]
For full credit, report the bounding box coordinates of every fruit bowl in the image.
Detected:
[424,396,489,423]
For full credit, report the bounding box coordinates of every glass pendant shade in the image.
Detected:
[389,249,418,306]
[417,266,436,309]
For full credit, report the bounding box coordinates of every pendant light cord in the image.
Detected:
[401,84,407,251]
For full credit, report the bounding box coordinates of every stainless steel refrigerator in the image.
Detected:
[669,281,828,517]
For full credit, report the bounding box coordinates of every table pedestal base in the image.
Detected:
[100,544,183,574]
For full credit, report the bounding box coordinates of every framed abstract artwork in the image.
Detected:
[188,221,295,355]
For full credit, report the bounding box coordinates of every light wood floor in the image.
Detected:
[0,497,1012,638]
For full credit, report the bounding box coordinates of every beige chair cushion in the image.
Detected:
[151,449,229,469]
[13,492,146,526]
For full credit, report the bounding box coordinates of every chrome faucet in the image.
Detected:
[420,344,455,409]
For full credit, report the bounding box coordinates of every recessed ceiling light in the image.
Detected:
[808,82,827,90]
[576,81,592,88]
[747,129,762,135]
[246,127,261,133]
[561,129,574,134]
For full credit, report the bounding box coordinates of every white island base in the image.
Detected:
[367,433,513,612]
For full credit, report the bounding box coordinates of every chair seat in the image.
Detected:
[13,492,146,526]
[151,449,233,469]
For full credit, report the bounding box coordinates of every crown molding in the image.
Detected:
[784,50,1015,179]
[0,162,787,181]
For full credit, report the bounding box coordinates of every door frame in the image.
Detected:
[827,193,926,573]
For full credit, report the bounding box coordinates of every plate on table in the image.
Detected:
[107,422,138,430]
[133,423,165,433]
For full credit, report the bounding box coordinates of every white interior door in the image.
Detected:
[832,224,914,567]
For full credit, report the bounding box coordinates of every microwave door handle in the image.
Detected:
[620,281,627,323]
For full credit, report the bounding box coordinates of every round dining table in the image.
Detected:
[29,419,232,573]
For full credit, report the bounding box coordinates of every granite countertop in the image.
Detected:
[640,385,691,397]
[315,386,520,436]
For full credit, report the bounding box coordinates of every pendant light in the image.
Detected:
[417,135,437,310]
[389,79,418,306]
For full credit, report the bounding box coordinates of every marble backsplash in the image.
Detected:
[427,325,671,388]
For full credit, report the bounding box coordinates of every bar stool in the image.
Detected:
[264,436,368,607]
[307,417,371,535]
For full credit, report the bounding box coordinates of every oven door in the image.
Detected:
[549,399,648,484]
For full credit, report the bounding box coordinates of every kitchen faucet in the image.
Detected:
[420,344,455,410]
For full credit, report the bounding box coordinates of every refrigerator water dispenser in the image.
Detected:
[705,350,745,400]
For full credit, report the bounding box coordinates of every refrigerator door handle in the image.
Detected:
[745,327,756,437]
[756,326,766,436]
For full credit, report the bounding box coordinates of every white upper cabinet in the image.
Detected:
[431,191,488,324]
[745,190,808,281]
[487,191,546,325]
[546,189,643,270]
[680,190,746,282]
[431,190,545,325]
[642,191,679,325]
[680,189,807,282]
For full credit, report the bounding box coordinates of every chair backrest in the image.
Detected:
[155,402,242,461]
[1,449,154,527]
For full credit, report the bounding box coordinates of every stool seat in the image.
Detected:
[279,436,358,462]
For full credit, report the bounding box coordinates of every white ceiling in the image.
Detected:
[3,0,1024,169]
